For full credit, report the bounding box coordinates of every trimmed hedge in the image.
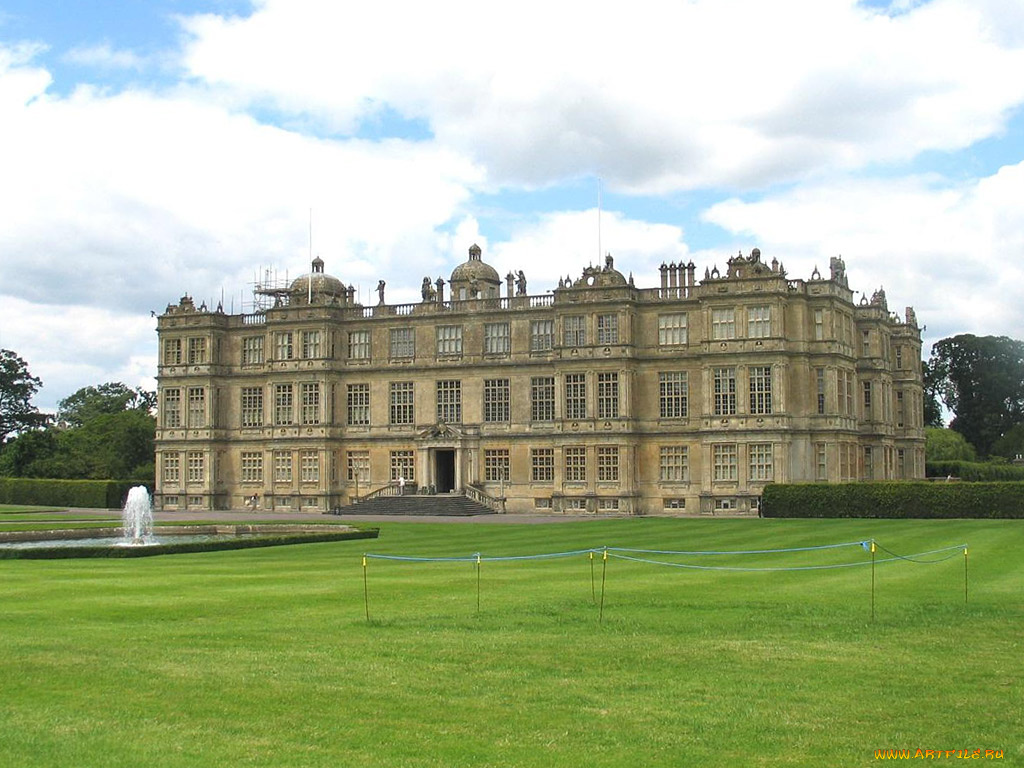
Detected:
[762,482,1024,519]
[0,478,140,509]
[0,527,379,560]
[926,461,1024,482]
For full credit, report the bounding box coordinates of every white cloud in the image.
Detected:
[0,296,157,412]
[63,43,146,71]
[179,0,1024,192]
[489,209,690,290]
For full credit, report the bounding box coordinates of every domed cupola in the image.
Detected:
[450,244,501,300]
[289,257,350,305]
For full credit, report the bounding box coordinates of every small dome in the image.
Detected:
[450,243,500,285]
[450,244,501,299]
[289,258,347,303]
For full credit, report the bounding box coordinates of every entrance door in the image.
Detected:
[435,449,456,493]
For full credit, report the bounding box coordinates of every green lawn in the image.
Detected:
[1,518,1021,767]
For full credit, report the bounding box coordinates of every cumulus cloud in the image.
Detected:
[179,0,1024,192]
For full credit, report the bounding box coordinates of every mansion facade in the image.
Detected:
[154,245,925,515]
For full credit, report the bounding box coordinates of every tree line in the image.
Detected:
[1,334,1022,481]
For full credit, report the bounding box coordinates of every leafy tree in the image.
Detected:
[927,334,1024,456]
[0,349,48,445]
[925,427,977,462]
[990,423,1024,462]
[0,429,59,477]
[57,382,156,428]
[922,359,945,428]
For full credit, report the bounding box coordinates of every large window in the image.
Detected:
[390,381,414,425]
[749,366,772,415]
[300,383,320,425]
[390,327,415,359]
[163,452,180,483]
[530,319,554,351]
[749,443,774,481]
[187,337,207,364]
[348,330,370,360]
[301,330,321,359]
[659,446,689,482]
[274,451,292,483]
[187,387,205,428]
[390,450,414,482]
[659,372,688,419]
[711,309,736,340]
[597,314,619,345]
[896,391,905,428]
[274,384,293,425]
[863,380,873,418]
[436,325,463,357]
[347,383,370,426]
[347,451,370,484]
[275,332,293,361]
[712,444,738,481]
[242,336,264,365]
[713,367,737,416]
[596,446,619,482]
[484,449,510,481]
[816,368,826,415]
[564,446,586,482]
[531,376,555,422]
[484,379,510,423]
[163,388,181,428]
[241,387,263,428]
[241,452,263,483]
[747,306,771,338]
[564,373,587,420]
[300,451,319,483]
[597,372,619,419]
[186,451,205,483]
[163,338,182,365]
[436,380,462,423]
[531,448,554,482]
[484,323,510,355]
[658,314,687,346]
[563,315,586,347]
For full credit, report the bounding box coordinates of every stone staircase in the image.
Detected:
[334,492,495,517]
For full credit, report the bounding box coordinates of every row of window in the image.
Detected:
[166,309,915,369]
[163,369,918,430]
[161,368,762,429]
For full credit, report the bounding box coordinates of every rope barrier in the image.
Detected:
[361,539,969,622]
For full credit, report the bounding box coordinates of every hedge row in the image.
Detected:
[762,482,1024,519]
[926,461,1024,482]
[0,478,141,509]
[0,528,379,560]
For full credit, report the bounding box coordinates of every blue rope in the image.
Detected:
[606,540,869,556]
[365,548,599,563]
[364,542,967,570]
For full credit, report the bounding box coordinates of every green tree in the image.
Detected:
[925,427,977,462]
[922,359,945,428]
[57,382,156,428]
[990,423,1024,462]
[927,334,1024,456]
[0,349,48,445]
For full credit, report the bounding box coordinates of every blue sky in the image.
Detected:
[2,0,1023,410]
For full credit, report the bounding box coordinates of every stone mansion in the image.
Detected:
[154,244,925,514]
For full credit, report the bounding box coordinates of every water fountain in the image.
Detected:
[121,485,154,545]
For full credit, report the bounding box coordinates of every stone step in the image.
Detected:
[338,493,495,516]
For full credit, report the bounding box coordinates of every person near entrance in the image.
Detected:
[398,476,406,495]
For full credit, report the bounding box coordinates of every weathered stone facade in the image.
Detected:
[154,246,925,514]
